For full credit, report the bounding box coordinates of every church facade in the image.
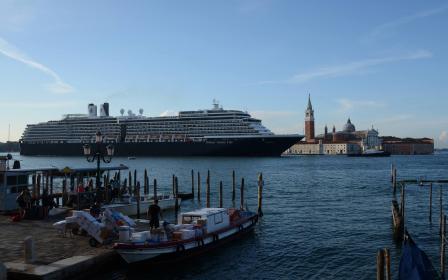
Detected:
[288,95,380,155]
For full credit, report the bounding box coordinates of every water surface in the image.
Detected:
[15,153,448,279]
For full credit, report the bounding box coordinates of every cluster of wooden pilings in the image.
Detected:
[379,164,448,279]
[27,168,265,221]
[28,172,67,209]
[102,169,265,220]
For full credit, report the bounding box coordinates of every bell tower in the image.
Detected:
[305,94,315,142]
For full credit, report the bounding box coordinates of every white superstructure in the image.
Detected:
[21,102,275,144]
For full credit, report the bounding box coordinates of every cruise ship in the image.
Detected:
[20,102,303,156]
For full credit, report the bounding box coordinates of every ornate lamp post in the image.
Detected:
[83,132,114,190]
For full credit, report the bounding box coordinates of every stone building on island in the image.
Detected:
[289,95,381,155]
[287,95,434,155]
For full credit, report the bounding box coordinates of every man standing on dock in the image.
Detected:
[147,200,162,229]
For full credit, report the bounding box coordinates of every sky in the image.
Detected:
[0,0,447,147]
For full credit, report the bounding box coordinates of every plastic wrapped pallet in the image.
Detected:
[53,220,67,232]
[65,216,78,223]
[179,229,196,240]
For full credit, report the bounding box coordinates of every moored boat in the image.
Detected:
[347,149,391,157]
[114,207,258,264]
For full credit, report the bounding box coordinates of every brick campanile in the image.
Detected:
[305,94,315,142]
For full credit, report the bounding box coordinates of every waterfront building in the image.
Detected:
[381,137,434,155]
[288,96,379,155]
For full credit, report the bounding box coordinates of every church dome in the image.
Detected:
[343,118,356,133]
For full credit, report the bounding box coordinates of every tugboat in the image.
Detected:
[114,207,258,264]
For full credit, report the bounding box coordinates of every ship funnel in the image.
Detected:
[88,103,97,117]
[100,103,110,117]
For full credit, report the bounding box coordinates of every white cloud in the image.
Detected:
[364,5,448,42]
[337,98,386,112]
[440,131,448,144]
[160,110,178,117]
[258,50,432,85]
[0,37,74,94]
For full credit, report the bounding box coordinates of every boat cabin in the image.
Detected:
[0,155,129,212]
[179,208,230,233]
[0,156,58,212]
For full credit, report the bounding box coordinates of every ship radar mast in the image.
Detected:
[212,99,221,110]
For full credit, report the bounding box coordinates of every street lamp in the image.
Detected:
[83,131,115,190]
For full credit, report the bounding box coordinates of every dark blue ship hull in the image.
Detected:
[20,136,302,157]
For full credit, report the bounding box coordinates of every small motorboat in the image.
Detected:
[102,194,180,216]
[114,207,258,264]
[128,157,137,160]
[348,149,391,157]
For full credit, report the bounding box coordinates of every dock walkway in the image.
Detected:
[0,215,119,279]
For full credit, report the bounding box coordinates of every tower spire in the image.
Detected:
[307,93,312,110]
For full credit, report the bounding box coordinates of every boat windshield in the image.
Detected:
[182,215,201,224]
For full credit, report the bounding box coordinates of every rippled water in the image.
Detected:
[14,153,448,279]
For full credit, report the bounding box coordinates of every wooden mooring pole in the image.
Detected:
[175,176,179,211]
[32,175,36,201]
[240,178,245,210]
[219,181,223,208]
[393,168,397,194]
[37,174,41,203]
[206,170,210,208]
[133,170,137,190]
[62,179,67,206]
[153,179,157,203]
[390,164,394,183]
[258,173,264,217]
[172,175,175,196]
[376,249,385,280]
[197,172,201,202]
[50,174,53,195]
[384,248,391,280]
[441,186,443,236]
[232,170,236,201]
[430,183,433,223]
[136,182,141,219]
[144,169,148,195]
[401,183,405,237]
[191,169,195,197]
[442,214,447,278]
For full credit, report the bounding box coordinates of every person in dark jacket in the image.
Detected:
[147,200,162,229]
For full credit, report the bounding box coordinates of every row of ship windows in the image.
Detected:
[25,122,260,130]
[24,127,259,135]
[28,119,260,129]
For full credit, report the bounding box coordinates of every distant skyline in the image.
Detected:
[0,1,447,147]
